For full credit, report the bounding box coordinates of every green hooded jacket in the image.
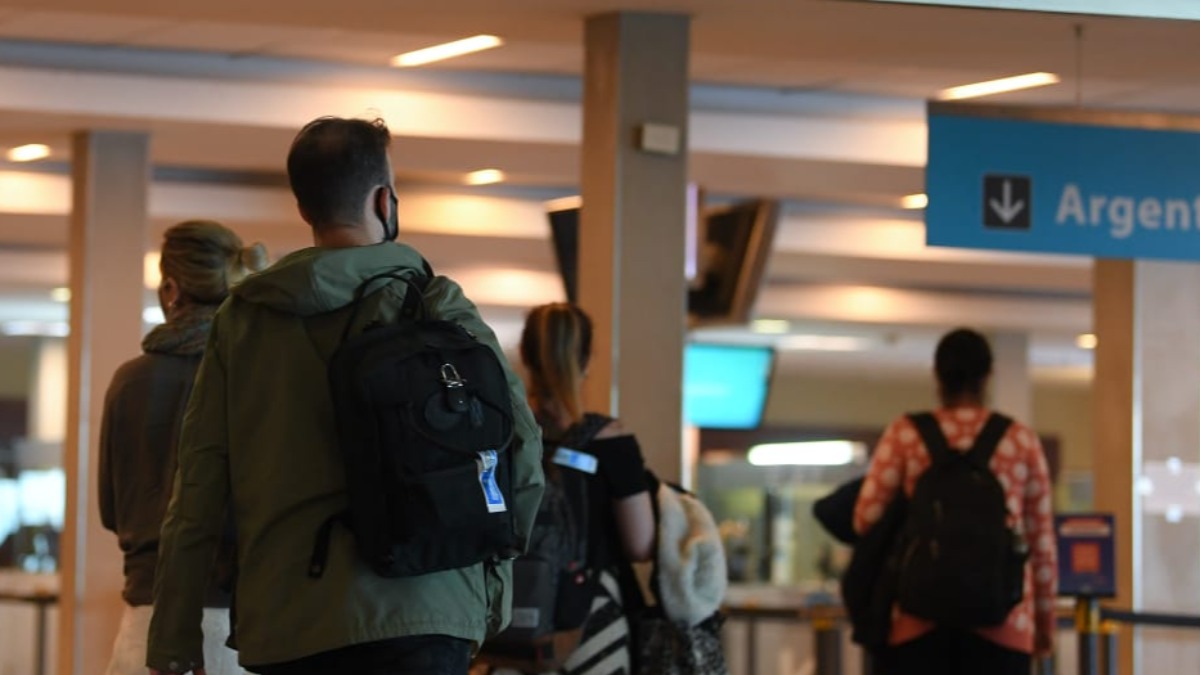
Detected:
[147,243,545,672]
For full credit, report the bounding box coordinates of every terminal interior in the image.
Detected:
[0,1,1198,673]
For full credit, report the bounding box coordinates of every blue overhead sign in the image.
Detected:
[926,104,1200,262]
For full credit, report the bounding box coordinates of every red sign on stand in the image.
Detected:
[1055,514,1116,598]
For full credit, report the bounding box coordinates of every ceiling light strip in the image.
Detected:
[391,35,504,67]
[938,72,1061,101]
[6,144,50,162]
[465,169,505,186]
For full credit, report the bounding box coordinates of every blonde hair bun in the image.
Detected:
[240,242,269,274]
[160,220,268,305]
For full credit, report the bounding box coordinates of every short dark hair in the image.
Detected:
[286,117,392,228]
[934,328,993,399]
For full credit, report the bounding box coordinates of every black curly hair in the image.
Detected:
[934,328,993,403]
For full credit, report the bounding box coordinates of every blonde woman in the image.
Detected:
[99,221,267,675]
[517,303,655,675]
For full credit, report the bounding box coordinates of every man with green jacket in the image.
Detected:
[147,117,545,674]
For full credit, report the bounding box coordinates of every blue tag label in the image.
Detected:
[478,450,507,513]
[552,447,599,475]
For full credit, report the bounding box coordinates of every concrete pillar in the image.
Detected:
[58,131,149,675]
[990,331,1032,423]
[578,12,690,481]
[1092,259,1200,675]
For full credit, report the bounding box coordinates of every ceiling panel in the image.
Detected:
[122,20,332,53]
[0,1,1191,98]
[265,30,477,66]
[0,10,171,43]
[416,42,581,75]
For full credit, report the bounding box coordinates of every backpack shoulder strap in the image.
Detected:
[339,261,435,343]
[397,273,431,319]
[577,413,615,447]
[907,412,954,465]
[550,413,613,450]
[965,413,1013,468]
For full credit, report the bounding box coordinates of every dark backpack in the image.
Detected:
[480,414,611,672]
[307,266,519,579]
[896,412,1028,627]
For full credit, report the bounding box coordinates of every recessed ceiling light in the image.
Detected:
[937,72,1061,101]
[1166,505,1184,524]
[751,319,790,334]
[7,143,51,162]
[901,193,929,210]
[465,169,505,186]
[391,35,503,67]
[1076,333,1098,350]
[50,287,71,303]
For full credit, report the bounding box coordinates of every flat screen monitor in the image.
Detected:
[688,199,780,326]
[547,206,580,303]
[684,343,774,429]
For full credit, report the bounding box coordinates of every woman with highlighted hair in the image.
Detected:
[517,302,655,675]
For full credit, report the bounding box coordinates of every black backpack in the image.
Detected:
[480,414,610,672]
[307,266,519,579]
[896,412,1028,627]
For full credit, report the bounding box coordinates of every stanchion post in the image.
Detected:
[746,615,757,675]
[1099,620,1118,675]
[1076,596,1101,675]
[36,598,47,675]
[813,608,842,675]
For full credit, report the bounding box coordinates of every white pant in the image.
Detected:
[105,605,244,675]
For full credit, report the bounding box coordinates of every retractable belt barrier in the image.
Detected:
[723,601,1200,675]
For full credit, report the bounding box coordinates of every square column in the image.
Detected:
[59,131,149,674]
[579,12,690,480]
[990,331,1032,423]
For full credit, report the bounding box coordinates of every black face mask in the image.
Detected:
[379,188,399,242]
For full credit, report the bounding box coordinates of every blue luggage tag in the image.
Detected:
[552,447,599,475]
[477,450,507,513]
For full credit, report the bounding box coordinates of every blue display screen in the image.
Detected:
[683,344,774,429]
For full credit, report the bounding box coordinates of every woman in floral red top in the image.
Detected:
[853,328,1057,675]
